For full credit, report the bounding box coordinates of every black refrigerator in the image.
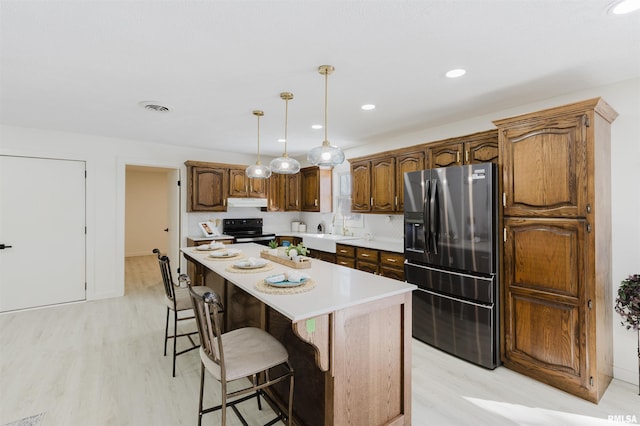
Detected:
[404,162,499,369]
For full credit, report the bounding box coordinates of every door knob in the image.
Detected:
[164,228,169,232]
[0,244,13,250]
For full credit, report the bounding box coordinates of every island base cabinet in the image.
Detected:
[328,293,412,426]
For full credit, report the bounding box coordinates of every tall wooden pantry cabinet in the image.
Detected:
[494,98,617,403]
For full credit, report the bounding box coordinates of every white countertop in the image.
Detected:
[336,237,405,253]
[181,243,415,322]
[275,231,404,254]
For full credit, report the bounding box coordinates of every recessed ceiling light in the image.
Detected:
[311,124,323,130]
[361,104,376,111]
[609,0,640,14]
[445,69,466,78]
[138,101,172,112]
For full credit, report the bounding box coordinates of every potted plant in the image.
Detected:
[615,273,640,394]
[267,239,278,255]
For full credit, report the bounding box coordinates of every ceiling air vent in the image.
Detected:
[139,101,172,113]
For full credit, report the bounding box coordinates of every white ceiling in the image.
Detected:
[1,1,639,159]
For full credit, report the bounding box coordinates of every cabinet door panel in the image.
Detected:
[430,143,462,168]
[371,157,396,212]
[285,173,300,211]
[396,151,425,212]
[249,176,267,198]
[502,115,587,217]
[191,167,227,211]
[267,174,285,212]
[351,160,371,212]
[228,167,248,197]
[503,218,588,392]
[506,218,584,297]
[466,140,498,164]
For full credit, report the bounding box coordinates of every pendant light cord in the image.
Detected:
[284,97,289,156]
[324,70,329,143]
[256,113,261,162]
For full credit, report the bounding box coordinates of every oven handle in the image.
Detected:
[234,236,275,243]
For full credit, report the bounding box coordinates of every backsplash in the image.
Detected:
[187,209,404,241]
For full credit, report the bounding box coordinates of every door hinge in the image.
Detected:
[588,299,593,309]
[586,223,592,233]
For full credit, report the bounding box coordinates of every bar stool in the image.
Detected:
[181,275,294,426]
[153,248,199,377]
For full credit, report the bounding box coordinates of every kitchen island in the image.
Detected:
[182,243,416,426]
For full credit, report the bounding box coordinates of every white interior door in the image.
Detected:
[0,156,86,312]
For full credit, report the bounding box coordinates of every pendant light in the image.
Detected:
[270,92,301,174]
[246,110,272,178]
[307,65,345,167]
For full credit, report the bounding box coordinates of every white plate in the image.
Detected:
[234,259,268,269]
[264,276,308,287]
[210,250,241,258]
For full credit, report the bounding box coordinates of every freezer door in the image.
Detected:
[404,170,428,263]
[413,288,498,369]
[428,163,496,274]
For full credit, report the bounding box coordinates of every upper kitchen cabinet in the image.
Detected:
[185,161,228,212]
[395,148,426,212]
[351,147,426,213]
[267,173,285,212]
[284,172,301,211]
[496,101,617,218]
[429,130,498,168]
[300,166,332,212]
[228,167,268,198]
[351,159,371,212]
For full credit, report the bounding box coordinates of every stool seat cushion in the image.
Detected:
[166,287,192,311]
[201,327,288,382]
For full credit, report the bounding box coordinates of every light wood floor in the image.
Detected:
[1,255,638,425]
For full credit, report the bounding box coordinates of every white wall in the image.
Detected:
[1,77,637,385]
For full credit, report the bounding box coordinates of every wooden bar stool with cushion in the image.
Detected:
[181,276,294,426]
[153,248,199,377]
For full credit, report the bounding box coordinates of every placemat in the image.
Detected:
[204,254,245,261]
[255,279,315,295]
[225,263,274,274]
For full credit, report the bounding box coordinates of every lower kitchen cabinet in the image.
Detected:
[336,243,404,281]
[308,249,336,264]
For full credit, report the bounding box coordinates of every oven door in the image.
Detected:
[234,235,274,246]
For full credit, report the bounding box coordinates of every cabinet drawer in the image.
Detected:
[356,260,378,274]
[336,244,355,258]
[336,257,355,268]
[379,251,404,267]
[380,265,405,281]
[356,247,378,262]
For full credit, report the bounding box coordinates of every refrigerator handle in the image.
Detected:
[430,178,440,255]
[423,179,431,254]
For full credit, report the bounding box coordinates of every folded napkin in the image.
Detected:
[245,257,259,267]
[286,271,309,283]
[265,274,286,284]
[197,244,211,250]
[209,242,225,249]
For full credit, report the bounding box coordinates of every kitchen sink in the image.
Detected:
[302,234,358,253]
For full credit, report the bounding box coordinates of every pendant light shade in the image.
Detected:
[270,92,301,174]
[307,65,345,167]
[246,110,271,179]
